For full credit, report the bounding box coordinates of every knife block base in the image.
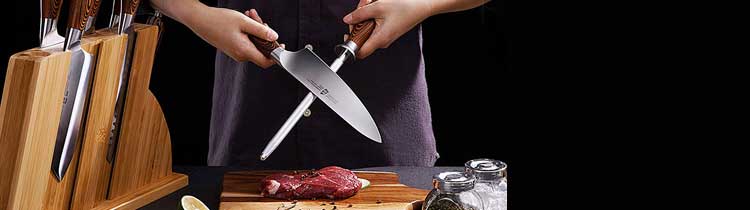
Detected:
[0,24,187,210]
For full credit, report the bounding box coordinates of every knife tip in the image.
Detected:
[52,170,63,181]
[260,155,268,161]
[370,132,383,143]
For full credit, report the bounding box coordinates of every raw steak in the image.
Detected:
[260,166,362,199]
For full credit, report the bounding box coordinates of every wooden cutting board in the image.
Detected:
[220,170,430,210]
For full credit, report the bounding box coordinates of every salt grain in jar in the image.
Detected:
[465,159,507,210]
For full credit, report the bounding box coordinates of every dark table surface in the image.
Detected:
[141,166,463,209]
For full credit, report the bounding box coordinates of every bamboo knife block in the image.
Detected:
[0,24,187,210]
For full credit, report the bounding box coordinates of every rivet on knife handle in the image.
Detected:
[42,0,64,19]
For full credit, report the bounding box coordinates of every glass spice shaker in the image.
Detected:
[465,159,507,210]
[422,172,484,210]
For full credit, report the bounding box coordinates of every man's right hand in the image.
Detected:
[153,0,279,68]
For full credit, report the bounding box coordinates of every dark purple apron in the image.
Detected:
[209,0,437,169]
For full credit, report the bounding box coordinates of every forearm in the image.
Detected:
[149,0,207,26]
[430,0,491,15]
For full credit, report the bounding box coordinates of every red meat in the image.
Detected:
[260,166,362,199]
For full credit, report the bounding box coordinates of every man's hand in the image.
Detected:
[343,0,490,59]
[187,6,278,68]
[343,0,433,59]
[151,0,279,68]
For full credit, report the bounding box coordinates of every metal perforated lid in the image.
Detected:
[432,171,475,192]
[465,159,507,181]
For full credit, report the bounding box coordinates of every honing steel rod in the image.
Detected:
[260,3,377,161]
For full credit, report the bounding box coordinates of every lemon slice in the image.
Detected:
[359,178,371,189]
[181,195,209,210]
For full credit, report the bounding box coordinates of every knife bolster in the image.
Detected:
[270,48,285,64]
[40,18,56,45]
[118,14,135,34]
[64,28,83,51]
[335,40,358,63]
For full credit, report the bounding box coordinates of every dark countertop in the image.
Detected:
[141,166,463,210]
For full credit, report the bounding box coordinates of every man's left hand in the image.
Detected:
[343,0,435,59]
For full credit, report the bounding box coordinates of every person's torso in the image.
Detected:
[209,0,438,169]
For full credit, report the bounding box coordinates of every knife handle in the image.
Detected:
[89,0,102,18]
[246,11,281,58]
[347,0,378,53]
[123,0,141,15]
[249,36,281,58]
[42,0,64,19]
[113,0,121,14]
[67,0,95,30]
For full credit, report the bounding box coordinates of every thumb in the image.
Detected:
[356,0,371,7]
[239,14,278,41]
[343,2,381,24]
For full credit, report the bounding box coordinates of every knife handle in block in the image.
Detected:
[123,0,141,15]
[114,0,121,13]
[89,0,102,18]
[42,0,64,19]
[67,0,95,30]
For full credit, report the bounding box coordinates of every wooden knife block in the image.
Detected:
[0,24,187,210]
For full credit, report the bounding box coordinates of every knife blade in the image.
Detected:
[40,0,65,48]
[106,0,141,162]
[258,8,380,161]
[51,0,98,181]
[247,12,381,161]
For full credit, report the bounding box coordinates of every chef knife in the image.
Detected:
[106,0,141,162]
[249,10,381,161]
[83,0,102,34]
[51,0,98,181]
[40,0,65,48]
[260,7,380,161]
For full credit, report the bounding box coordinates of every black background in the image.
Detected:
[2,1,713,207]
[1,0,510,167]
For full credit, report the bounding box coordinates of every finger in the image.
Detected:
[241,43,276,68]
[356,28,389,59]
[248,9,264,23]
[239,14,278,41]
[255,57,276,69]
[356,0,371,7]
[356,40,377,59]
[343,1,381,24]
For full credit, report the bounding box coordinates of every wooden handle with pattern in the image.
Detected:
[42,0,64,19]
[123,0,141,15]
[88,0,102,18]
[249,36,281,58]
[347,0,378,50]
[67,0,95,30]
